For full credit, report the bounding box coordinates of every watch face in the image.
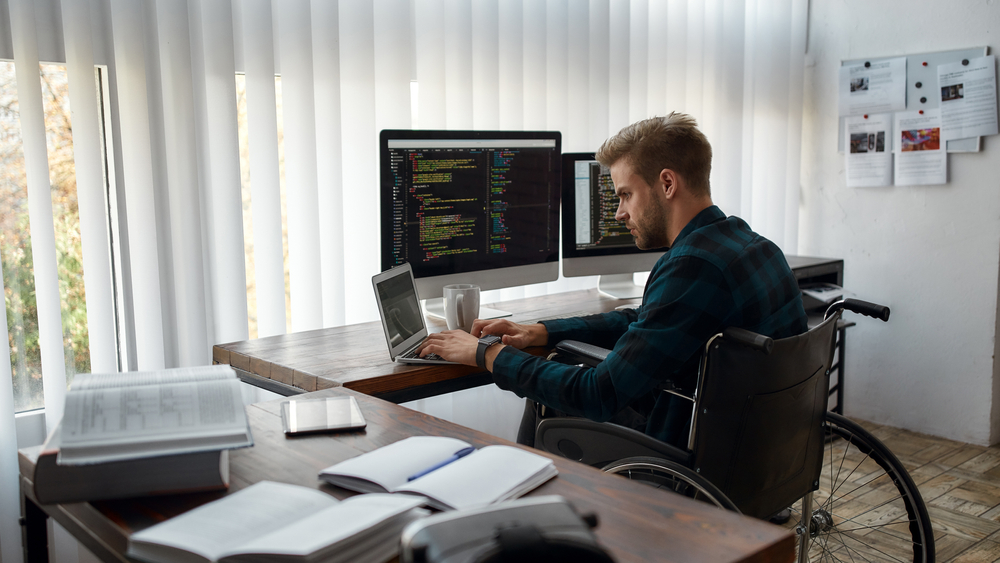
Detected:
[482,335,501,344]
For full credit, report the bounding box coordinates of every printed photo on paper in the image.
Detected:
[844,113,892,188]
[838,57,907,116]
[900,128,941,152]
[894,109,946,186]
[941,84,964,102]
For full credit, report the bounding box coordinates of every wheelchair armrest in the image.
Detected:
[553,340,610,368]
[721,327,773,354]
[535,417,692,469]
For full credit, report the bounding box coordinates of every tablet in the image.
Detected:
[280,396,367,435]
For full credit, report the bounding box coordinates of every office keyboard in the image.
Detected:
[400,348,443,361]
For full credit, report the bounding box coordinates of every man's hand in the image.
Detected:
[470,319,548,349]
[418,330,479,367]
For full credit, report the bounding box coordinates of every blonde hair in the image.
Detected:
[595,113,712,196]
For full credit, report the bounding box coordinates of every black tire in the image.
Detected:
[601,456,740,513]
[793,412,935,562]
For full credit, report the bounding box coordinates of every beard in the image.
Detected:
[631,199,670,250]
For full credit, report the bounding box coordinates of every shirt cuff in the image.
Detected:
[539,318,587,346]
[490,345,532,393]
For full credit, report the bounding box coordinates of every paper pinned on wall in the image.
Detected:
[845,113,892,187]
[893,109,947,186]
[838,57,907,117]
[937,55,998,141]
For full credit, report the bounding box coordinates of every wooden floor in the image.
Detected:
[816,418,1000,562]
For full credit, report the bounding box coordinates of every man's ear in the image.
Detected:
[659,169,678,199]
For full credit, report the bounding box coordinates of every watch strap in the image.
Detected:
[476,335,502,370]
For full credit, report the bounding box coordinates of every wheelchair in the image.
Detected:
[535,299,935,563]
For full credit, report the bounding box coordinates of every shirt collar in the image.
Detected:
[670,205,726,249]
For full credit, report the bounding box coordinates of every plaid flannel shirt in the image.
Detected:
[491,205,808,445]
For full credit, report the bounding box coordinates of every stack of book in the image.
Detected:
[125,438,558,563]
[127,481,427,563]
[29,365,253,504]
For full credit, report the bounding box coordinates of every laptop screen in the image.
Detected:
[375,273,424,349]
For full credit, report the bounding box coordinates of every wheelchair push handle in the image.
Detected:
[721,327,774,354]
[825,298,890,322]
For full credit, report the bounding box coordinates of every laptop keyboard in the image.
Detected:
[400,348,443,361]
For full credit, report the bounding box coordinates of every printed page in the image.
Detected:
[938,55,998,140]
[60,377,249,464]
[838,57,907,116]
[71,365,236,390]
[319,436,470,493]
[128,482,337,563]
[399,445,557,511]
[228,495,425,559]
[894,109,947,186]
[844,113,892,187]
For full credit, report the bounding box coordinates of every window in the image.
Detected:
[1,61,119,412]
[235,73,291,339]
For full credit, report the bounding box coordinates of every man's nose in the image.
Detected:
[615,202,626,221]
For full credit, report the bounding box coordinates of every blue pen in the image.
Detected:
[407,446,476,481]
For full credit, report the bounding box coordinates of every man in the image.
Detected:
[419,113,807,448]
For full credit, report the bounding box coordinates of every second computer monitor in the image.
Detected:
[380,130,561,318]
[561,152,662,299]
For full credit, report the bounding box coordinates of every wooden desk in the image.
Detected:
[19,387,793,563]
[213,289,637,403]
[214,255,845,405]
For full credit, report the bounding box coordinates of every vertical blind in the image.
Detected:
[0,1,806,562]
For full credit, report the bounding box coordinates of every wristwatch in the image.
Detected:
[476,335,503,370]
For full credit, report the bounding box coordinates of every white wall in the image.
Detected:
[800,0,1000,445]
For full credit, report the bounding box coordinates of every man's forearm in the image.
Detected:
[486,323,548,371]
[525,323,549,347]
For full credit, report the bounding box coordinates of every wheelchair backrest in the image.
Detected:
[689,312,840,519]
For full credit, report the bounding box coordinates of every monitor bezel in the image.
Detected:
[380,129,562,299]
[560,152,662,277]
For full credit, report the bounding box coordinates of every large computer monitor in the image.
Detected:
[380,130,562,318]
[561,152,661,299]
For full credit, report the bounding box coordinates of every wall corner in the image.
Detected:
[989,251,1000,445]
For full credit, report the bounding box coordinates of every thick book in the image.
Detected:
[59,365,253,465]
[127,481,428,563]
[29,423,229,504]
[319,436,558,511]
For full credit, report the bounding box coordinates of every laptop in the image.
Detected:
[372,263,460,365]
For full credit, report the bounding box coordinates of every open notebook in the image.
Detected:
[319,436,558,511]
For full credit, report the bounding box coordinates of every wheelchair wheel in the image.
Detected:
[601,456,740,513]
[792,412,935,562]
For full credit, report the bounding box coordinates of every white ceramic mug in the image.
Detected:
[443,284,480,332]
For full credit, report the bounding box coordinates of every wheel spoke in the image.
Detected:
[800,515,835,562]
[806,418,932,563]
[829,433,858,501]
[827,484,912,526]
[824,525,911,563]
[833,517,919,534]
[824,521,863,563]
[824,448,876,511]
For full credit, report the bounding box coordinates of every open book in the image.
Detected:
[128,481,427,563]
[319,436,558,511]
[59,365,253,465]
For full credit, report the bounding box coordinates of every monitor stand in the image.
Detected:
[423,298,513,321]
[597,274,644,299]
